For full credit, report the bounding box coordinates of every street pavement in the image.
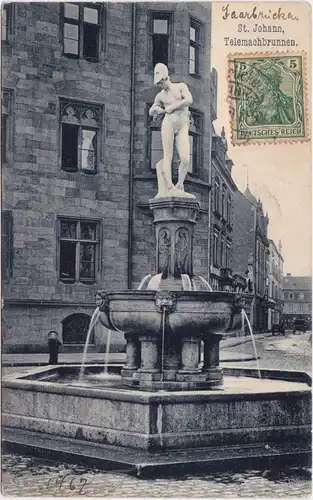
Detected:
[2,452,311,497]
[2,331,312,497]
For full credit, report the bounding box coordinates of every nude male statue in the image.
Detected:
[149,63,195,198]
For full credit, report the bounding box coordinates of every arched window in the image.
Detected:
[62,313,93,344]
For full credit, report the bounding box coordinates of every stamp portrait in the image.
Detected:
[228,53,309,145]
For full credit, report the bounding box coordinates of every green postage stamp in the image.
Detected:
[228,53,309,145]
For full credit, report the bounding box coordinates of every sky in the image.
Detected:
[211,1,312,276]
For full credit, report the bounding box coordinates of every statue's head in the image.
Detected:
[154,63,170,87]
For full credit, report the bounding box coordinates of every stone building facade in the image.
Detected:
[283,275,312,329]
[209,126,238,292]
[267,239,284,329]
[1,2,213,351]
[232,186,270,332]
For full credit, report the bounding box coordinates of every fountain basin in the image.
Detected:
[98,290,235,336]
[96,290,242,390]
[2,365,311,472]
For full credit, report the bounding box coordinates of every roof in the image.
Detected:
[283,276,312,290]
[243,185,258,206]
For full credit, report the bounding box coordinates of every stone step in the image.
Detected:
[3,427,311,477]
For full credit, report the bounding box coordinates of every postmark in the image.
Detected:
[228,52,309,145]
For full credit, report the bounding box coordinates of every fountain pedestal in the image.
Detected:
[97,195,236,391]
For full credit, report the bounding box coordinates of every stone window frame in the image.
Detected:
[57,216,102,285]
[189,16,204,78]
[59,98,104,174]
[1,210,13,283]
[148,11,174,73]
[1,88,14,165]
[146,105,203,176]
[60,2,105,62]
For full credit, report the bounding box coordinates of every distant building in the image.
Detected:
[232,186,270,332]
[267,240,284,329]
[283,275,312,329]
[209,125,238,291]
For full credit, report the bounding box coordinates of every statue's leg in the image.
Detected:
[175,124,190,191]
[161,120,174,190]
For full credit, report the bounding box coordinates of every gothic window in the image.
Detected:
[189,18,203,76]
[62,313,94,344]
[150,12,172,68]
[62,2,103,61]
[1,89,13,163]
[289,292,293,299]
[1,211,13,283]
[214,177,220,213]
[60,100,102,173]
[58,218,100,284]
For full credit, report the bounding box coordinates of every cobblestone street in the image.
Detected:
[2,453,312,497]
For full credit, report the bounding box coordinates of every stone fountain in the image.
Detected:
[2,65,311,473]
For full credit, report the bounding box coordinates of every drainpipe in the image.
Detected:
[127,3,136,289]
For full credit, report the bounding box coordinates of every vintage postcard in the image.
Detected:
[1,1,312,498]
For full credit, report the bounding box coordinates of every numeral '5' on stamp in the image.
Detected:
[228,53,309,145]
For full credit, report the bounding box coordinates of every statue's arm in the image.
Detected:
[165,83,193,114]
[149,94,166,116]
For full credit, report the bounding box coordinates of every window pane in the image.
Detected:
[1,25,7,41]
[80,222,97,240]
[81,129,97,171]
[153,19,168,34]
[62,123,78,171]
[151,130,163,169]
[64,23,79,40]
[153,35,168,67]
[189,46,196,74]
[60,220,77,239]
[190,26,196,42]
[63,38,79,55]
[80,243,95,279]
[60,240,76,280]
[189,58,195,75]
[64,3,79,19]
[84,6,99,24]
[83,23,99,59]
